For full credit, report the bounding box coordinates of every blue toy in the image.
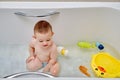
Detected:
[96,42,104,50]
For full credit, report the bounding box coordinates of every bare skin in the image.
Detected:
[26,31,60,76]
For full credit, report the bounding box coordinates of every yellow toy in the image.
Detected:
[91,52,120,78]
[57,46,68,56]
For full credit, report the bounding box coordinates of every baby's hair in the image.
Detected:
[34,20,52,34]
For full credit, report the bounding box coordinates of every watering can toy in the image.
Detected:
[91,52,120,78]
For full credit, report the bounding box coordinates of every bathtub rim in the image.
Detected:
[3,71,54,78]
[0,2,120,10]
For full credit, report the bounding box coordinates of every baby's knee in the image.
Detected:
[26,58,42,71]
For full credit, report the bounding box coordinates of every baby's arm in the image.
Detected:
[29,44,35,56]
[43,44,58,72]
[45,44,60,76]
[26,40,35,63]
[49,44,58,64]
[29,36,36,56]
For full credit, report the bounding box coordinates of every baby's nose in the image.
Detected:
[43,42,48,46]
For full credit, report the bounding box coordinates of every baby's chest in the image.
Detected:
[35,47,51,56]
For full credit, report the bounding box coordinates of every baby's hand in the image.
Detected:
[49,59,57,65]
[43,59,57,72]
[43,62,52,72]
[26,56,35,63]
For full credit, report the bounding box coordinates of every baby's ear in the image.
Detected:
[52,32,54,36]
[32,35,36,39]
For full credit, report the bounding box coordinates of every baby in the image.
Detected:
[26,20,60,76]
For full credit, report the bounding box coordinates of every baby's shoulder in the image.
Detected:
[29,37,36,47]
[51,42,57,50]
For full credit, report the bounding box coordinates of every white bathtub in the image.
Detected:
[0,2,120,80]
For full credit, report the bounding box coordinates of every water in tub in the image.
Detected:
[0,42,120,78]
[57,42,120,77]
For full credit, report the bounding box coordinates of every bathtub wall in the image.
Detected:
[0,8,120,77]
[0,8,120,47]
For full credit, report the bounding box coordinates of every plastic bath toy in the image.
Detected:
[79,65,91,77]
[91,52,120,78]
[96,42,104,50]
[57,46,68,56]
[77,41,104,50]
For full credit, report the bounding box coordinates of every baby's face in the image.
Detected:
[35,31,53,49]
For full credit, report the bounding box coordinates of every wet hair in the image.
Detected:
[34,20,52,34]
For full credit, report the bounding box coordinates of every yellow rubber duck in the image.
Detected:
[91,52,120,78]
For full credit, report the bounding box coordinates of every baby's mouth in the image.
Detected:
[43,45,48,47]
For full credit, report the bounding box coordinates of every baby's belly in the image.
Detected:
[37,54,50,62]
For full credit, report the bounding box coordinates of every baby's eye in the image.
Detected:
[47,39,51,41]
[39,40,43,42]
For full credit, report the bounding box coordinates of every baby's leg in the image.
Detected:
[26,56,42,71]
[43,59,57,73]
[43,63,51,73]
[50,62,60,76]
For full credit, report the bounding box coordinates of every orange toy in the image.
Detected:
[79,65,91,77]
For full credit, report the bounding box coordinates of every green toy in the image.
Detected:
[77,41,96,48]
[77,41,104,50]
